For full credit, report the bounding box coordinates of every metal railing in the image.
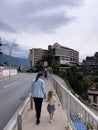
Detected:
[50,75,98,130]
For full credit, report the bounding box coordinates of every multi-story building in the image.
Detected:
[82,52,98,74]
[29,48,48,67]
[88,85,98,108]
[48,43,79,66]
[29,43,79,67]
[83,52,98,66]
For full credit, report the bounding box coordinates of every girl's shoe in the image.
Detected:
[49,120,52,123]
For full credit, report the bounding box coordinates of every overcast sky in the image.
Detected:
[0,0,98,61]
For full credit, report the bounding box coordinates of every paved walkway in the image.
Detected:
[15,76,67,130]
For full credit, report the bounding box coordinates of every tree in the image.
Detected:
[35,54,60,73]
[79,75,93,99]
[35,60,44,72]
[42,54,55,67]
[66,68,78,93]
[94,70,98,76]
[93,76,98,82]
[52,60,60,73]
[47,54,55,67]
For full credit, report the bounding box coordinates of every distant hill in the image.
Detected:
[0,54,29,70]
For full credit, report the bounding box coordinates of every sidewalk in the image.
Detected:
[15,77,67,130]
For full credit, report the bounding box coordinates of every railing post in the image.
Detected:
[30,96,33,109]
[17,114,22,130]
[97,123,98,130]
[67,92,71,124]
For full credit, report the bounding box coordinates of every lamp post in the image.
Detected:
[3,40,18,77]
[3,40,18,56]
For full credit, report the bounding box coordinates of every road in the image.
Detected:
[0,73,36,130]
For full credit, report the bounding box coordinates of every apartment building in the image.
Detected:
[48,43,79,65]
[29,43,79,67]
[83,52,98,66]
[88,86,98,108]
[82,52,98,74]
[29,48,48,66]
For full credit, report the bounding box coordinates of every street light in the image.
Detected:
[3,40,18,56]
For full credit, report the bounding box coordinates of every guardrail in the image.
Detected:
[50,75,98,130]
[3,94,33,130]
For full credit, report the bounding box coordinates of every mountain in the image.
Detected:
[0,54,29,70]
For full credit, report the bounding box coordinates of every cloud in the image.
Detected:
[0,0,84,33]
[1,0,93,61]
[30,12,75,33]
[0,18,16,32]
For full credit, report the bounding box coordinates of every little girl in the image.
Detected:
[47,90,56,123]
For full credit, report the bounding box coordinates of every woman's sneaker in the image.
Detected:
[36,120,40,125]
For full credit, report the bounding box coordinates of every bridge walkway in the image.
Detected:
[15,76,67,130]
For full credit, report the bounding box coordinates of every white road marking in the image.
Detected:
[3,82,19,89]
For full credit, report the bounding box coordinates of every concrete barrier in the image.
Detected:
[3,94,31,130]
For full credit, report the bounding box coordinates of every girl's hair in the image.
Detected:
[47,91,53,102]
[35,72,43,82]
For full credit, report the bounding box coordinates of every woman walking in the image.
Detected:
[31,72,46,124]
